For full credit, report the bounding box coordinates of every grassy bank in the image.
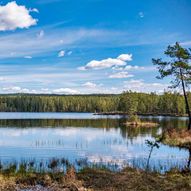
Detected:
[1,166,191,191]
[0,167,84,191]
[161,129,191,149]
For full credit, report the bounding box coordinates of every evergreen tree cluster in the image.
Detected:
[0,92,188,115]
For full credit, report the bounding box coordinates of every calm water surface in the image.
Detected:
[0,112,189,172]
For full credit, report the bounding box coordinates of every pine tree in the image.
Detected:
[152,42,191,130]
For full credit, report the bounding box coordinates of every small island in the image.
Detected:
[125,120,159,128]
[124,114,159,127]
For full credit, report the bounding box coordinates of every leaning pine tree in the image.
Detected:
[152,42,191,130]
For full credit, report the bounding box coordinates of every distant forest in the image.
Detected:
[0,92,188,115]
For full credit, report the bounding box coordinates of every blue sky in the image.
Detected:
[0,0,191,94]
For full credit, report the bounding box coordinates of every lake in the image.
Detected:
[0,112,189,172]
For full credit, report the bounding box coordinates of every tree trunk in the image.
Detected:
[180,69,191,130]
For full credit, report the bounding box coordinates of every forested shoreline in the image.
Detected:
[0,92,188,115]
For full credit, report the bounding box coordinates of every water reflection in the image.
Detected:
[0,113,189,172]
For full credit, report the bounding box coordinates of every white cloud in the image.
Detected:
[117,54,132,61]
[3,86,21,91]
[0,79,168,94]
[3,86,29,93]
[79,58,126,70]
[79,54,132,70]
[29,8,39,13]
[180,41,191,46]
[109,71,134,79]
[2,86,39,94]
[24,56,32,59]
[0,77,6,81]
[78,66,86,71]
[82,82,97,88]
[58,50,65,57]
[124,65,144,70]
[112,65,144,71]
[2,86,79,94]
[0,1,37,31]
[123,80,169,93]
[52,88,79,94]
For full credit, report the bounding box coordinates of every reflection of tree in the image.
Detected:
[119,125,159,141]
[0,118,120,129]
[0,117,187,144]
[0,116,186,129]
[118,118,160,140]
[159,118,187,130]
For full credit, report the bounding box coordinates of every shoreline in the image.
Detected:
[94,112,188,117]
[0,111,188,117]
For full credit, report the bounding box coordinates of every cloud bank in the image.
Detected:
[2,86,79,95]
[123,80,169,93]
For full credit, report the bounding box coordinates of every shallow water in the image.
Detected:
[0,112,189,172]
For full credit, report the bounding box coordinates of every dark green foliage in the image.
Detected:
[0,94,119,112]
[152,42,191,88]
[128,114,141,123]
[118,91,138,115]
[0,92,188,115]
[119,91,187,115]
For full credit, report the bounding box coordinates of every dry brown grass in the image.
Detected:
[162,129,191,148]
[78,167,191,191]
[0,175,16,191]
[1,167,191,191]
[0,167,86,191]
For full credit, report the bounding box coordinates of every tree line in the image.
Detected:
[0,92,189,115]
